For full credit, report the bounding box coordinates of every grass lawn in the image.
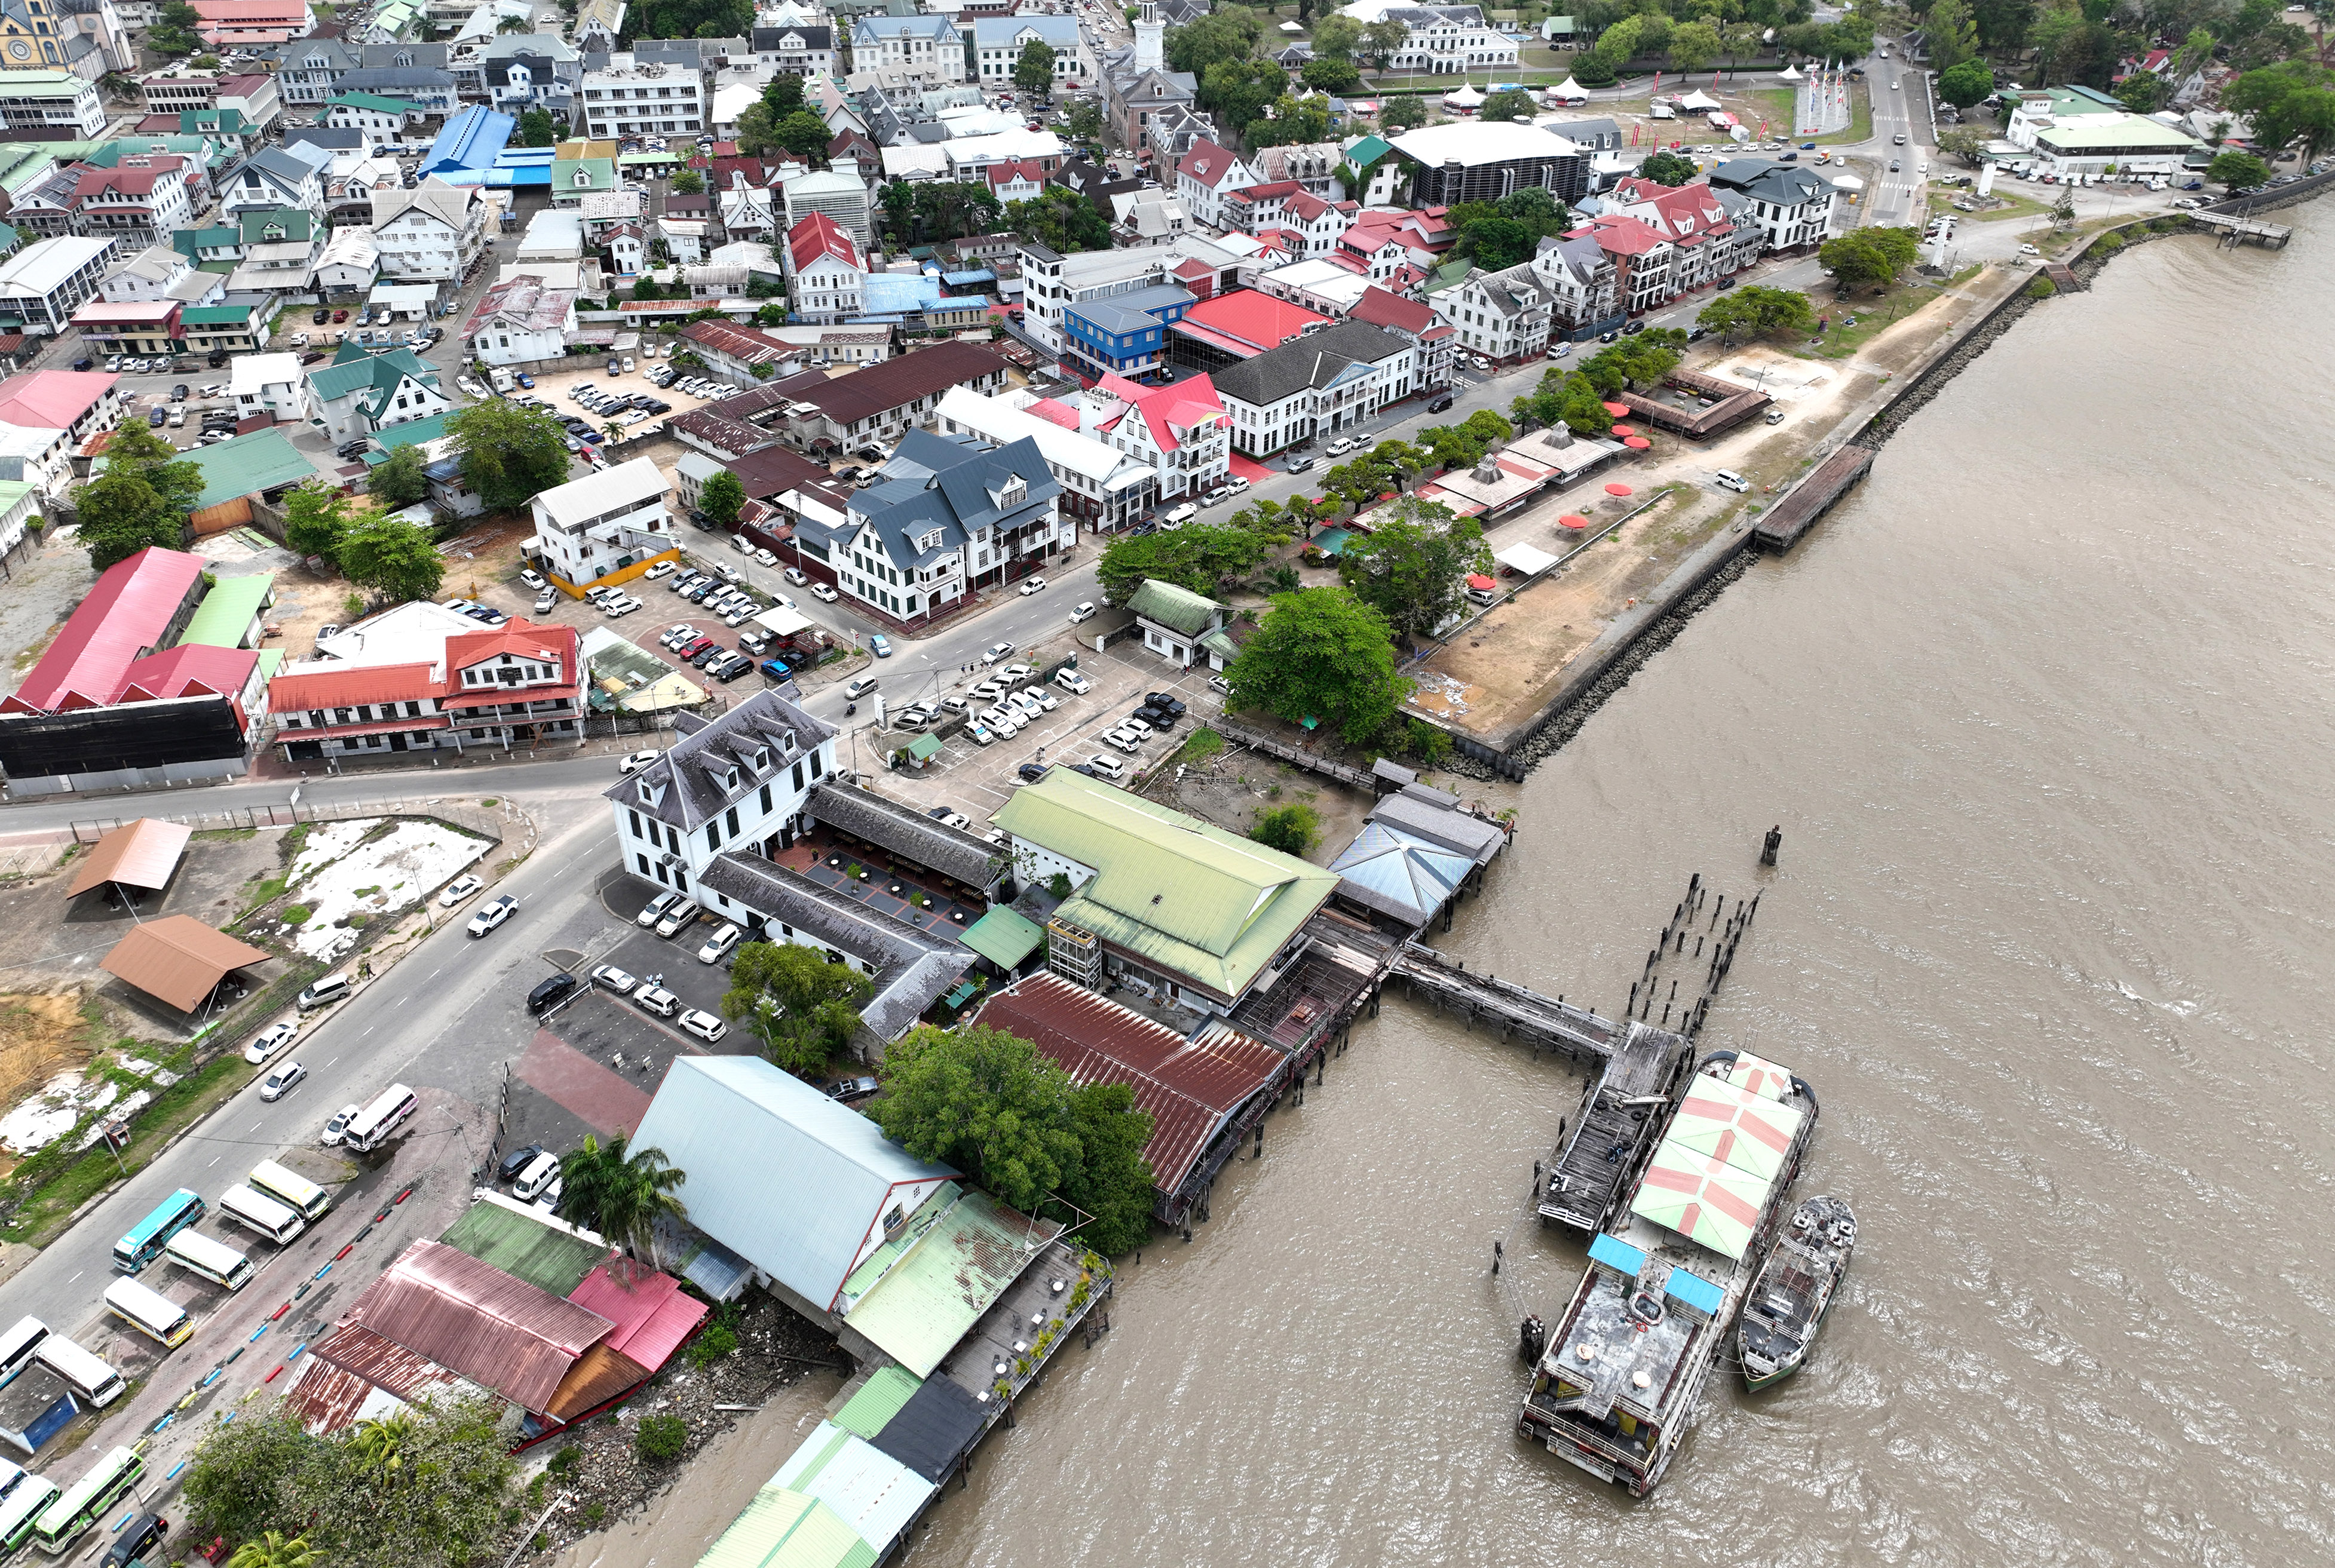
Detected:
[1932,187,2051,223]
[1785,275,1951,361]
[1,1053,252,1246]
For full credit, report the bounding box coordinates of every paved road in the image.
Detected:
[1862,43,1931,227]
[0,807,623,1335]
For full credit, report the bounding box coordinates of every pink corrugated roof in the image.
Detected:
[0,369,118,432]
[6,547,206,714]
[566,1262,708,1373]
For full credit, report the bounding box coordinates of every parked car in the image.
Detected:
[1068,601,1096,624]
[1018,575,1048,596]
[1018,762,1048,783]
[1285,456,1316,473]
[1054,669,1092,695]
[654,897,703,937]
[259,1061,307,1101]
[439,873,484,906]
[244,1020,296,1065]
[519,569,547,590]
[620,749,661,774]
[678,1008,728,1044]
[321,1104,361,1147]
[810,582,839,602]
[590,963,639,993]
[697,922,742,963]
[1101,729,1142,754]
[1712,469,1751,493]
[827,1076,881,1103]
[467,895,519,936]
[637,890,681,928]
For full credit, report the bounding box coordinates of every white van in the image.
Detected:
[1160,502,1197,529]
[218,1184,305,1246]
[491,367,516,393]
[512,1151,561,1202]
[296,974,352,1011]
[32,1337,124,1407]
[1085,753,1125,780]
[0,1317,47,1387]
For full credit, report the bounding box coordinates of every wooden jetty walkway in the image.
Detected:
[2190,210,2293,248]
[1389,943,1618,1061]
[1536,1021,1693,1233]
[1752,443,1876,550]
[1216,720,1379,791]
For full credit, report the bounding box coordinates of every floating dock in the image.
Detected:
[2190,210,2292,248]
[1537,1021,1692,1233]
[1752,443,1877,550]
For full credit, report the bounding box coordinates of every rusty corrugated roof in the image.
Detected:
[286,1327,474,1433]
[68,817,194,897]
[346,1240,613,1415]
[99,915,271,1012]
[541,1342,651,1422]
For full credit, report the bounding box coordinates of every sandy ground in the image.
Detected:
[1157,744,1375,868]
[1417,263,2023,738]
[0,994,109,1159]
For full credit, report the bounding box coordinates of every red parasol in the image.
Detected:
[1623,436,1651,450]
[1558,514,1591,530]
[1605,483,1634,496]
[1610,424,1637,436]
[1601,401,1629,417]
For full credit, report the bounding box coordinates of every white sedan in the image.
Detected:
[244,1020,296,1065]
[1018,575,1048,596]
[439,873,484,906]
[466,895,519,937]
[620,749,662,774]
[259,1061,308,1102]
[810,582,839,602]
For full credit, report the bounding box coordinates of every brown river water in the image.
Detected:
[902,211,2335,1567]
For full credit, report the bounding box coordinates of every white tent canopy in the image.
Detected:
[1550,75,1587,99]
[1279,18,1303,29]
[1776,63,1803,81]
[1443,82,1486,106]
[1494,542,1560,576]
[1828,172,1865,189]
[1677,88,1721,111]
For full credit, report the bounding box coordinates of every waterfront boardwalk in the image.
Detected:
[1216,720,1378,791]
[1537,1021,1693,1233]
[1390,943,1617,1061]
[2190,211,2292,248]
[1753,444,1878,550]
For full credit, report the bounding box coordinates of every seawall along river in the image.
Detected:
[914,202,2335,1566]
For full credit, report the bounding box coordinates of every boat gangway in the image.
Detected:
[1389,944,1616,1062]
[1215,720,1380,792]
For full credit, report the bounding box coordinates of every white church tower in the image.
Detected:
[1133,0,1163,72]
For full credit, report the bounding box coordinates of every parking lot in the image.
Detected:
[494,350,759,452]
[863,640,1231,823]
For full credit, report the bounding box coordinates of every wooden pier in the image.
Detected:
[2190,211,2293,248]
[1215,720,1379,791]
[1751,443,1876,550]
[1537,1021,1693,1233]
[1389,943,1617,1062]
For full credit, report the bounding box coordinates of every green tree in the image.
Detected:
[1310,13,1363,57]
[1166,4,1264,72]
[2171,25,2216,79]
[73,471,180,570]
[337,512,444,603]
[1015,37,1058,94]
[1938,57,1994,107]
[874,1023,1081,1213]
[700,468,745,530]
[764,70,806,118]
[1198,56,1283,139]
[1935,125,1989,166]
[1457,213,1536,268]
[1573,53,1617,87]
[1067,99,1105,143]
[2223,60,2335,162]
[513,106,558,147]
[775,108,832,162]
[226,1533,318,1568]
[448,400,572,513]
[1006,186,1113,252]
[1481,87,1536,121]
[1337,499,1494,643]
[1637,149,1699,187]
[1668,18,1721,69]
[672,166,707,194]
[913,180,1004,241]
[1818,225,1921,290]
[632,274,664,302]
[1379,93,1427,131]
[2113,72,2168,113]
[1924,0,1979,70]
[1225,587,1411,745]
[2207,148,2272,189]
[1361,16,1409,67]
[348,1409,419,1481]
[368,444,429,510]
[734,101,780,157]
[1301,54,1363,93]
[756,301,789,326]
[150,0,201,50]
[284,478,357,563]
[1097,526,1267,603]
[722,941,873,1076]
[1249,800,1322,855]
[556,1132,688,1259]
[1057,1081,1156,1254]
[1696,283,1815,342]
[97,418,202,515]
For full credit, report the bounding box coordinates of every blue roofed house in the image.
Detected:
[973,14,1092,91]
[1062,280,1192,383]
[1325,780,1508,934]
[305,341,450,443]
[849,13,964,90]
[417,104,514,180]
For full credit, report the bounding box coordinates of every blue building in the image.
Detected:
[418,106,515,182]
[1062,283,1194,384]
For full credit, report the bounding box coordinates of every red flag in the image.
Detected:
[1651,70,1662,94]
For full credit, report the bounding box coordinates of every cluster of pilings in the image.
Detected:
[1626,873,1761,1037]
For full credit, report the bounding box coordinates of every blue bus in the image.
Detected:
[111,1189,206,1275]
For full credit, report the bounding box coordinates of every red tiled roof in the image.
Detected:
[4,547,204,714]
[1093,370,1224,455]
[1235,179,1302,202]
[1348,285,1433,334]
[711,155,773,189]
[1175,289,1325,354]
[786,210,860,272]
[1176,138,1245,191]
[73,157,185,198]
[983,158,1047,189]
[1573,214,1666,256]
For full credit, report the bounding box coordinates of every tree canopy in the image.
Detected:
[1015,38,1058,94]
[181,1399,514,1568]
[2222,61,2335,162]
[1481,87,1536,121]
[513,107,558,147]
[447,400,572,514]
[721,940,872,1076]
[1098,521,1277,603]
[1696,284,1816,342]
[1938,57,1994,108]
[700,469,745,532]
[71,420,200,570]
[284,479,357,563]
[1166,5,1263,73]
[1225,587,1411,745]
[1636,150,1699,188]
[556,1132,687,1260]
[368,444,429,510]
[336,512,445,604]
[1336,497,1494,644]
[1006,186,1111,252]
[1250,801,1321,857]
[874,1023,1157,1253]
[2206,148,2272,189]
[1818,226,1922,290]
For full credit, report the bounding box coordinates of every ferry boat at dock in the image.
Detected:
[1516,1047,1818,1496]
[1739,1195,1856,1391]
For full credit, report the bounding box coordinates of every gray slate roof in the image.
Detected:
[1209,319,1410,407]
[853,428,1059,573]
[807,782,1008,888]
[604,688,834,833]
[1708,158,1833,208]
[1368,787,1509,865]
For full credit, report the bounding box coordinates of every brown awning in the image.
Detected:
[68,818,194,898]
[100,915,271,1012]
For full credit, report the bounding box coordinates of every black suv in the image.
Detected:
[525,972,579,1015]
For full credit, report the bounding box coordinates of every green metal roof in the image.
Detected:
[364,409,453,458]
[842,1186,1048,1377]
[958,904,1041,970]
[178,572,272,648]
[174,225,241,256]
[993,768,1338,1001]
[903,729,942,761]
[1198,627,1239,660]
[1126,576,1219,636]
[831,1366,921,1440]
[186,430,321,510]
[1344,133,1393,167]
[179,302,257,324]
[330,91,422,114]
[439,1198,611,1294]
[240,206,316,243]
[309,345,436,406]
[551,156,617,192]
[694,1483,875,1568]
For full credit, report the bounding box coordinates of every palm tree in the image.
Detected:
[226,1532,318,1568]
[348,1407,419,1480]
[601,420,625,446]
[497,13,528,28]
[556,1134,687,1262]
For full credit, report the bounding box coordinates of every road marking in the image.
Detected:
[209,1156,220,1167]
[250,1119,263,1131]
[67,1271,81,1284]
[324,1056,338,1066]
